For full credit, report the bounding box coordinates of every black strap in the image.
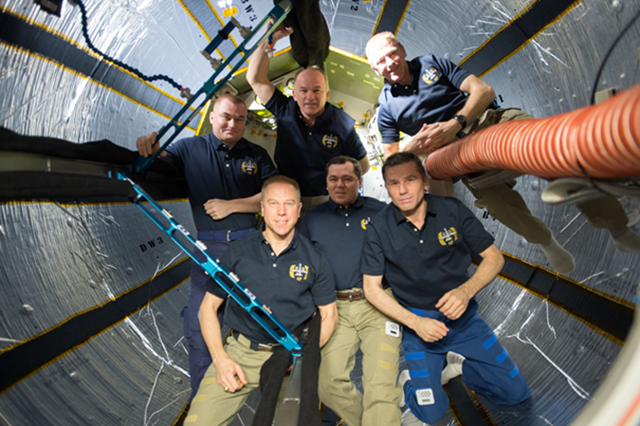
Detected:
[252,312,321,426]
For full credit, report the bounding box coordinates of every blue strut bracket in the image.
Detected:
[118,173,302,354]
[134,0,293,174]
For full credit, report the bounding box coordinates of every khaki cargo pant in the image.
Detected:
[436,108,628,243]
[184,333,274,426]
[318,288,403,426]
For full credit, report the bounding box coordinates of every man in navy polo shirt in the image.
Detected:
[247,24,370,215]
[136,94,277,401]
[185,175,338,425]
[362,152,529,425]
[364,31,640,271]
[299,156,402,426]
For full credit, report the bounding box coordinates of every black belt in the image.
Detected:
[197,228,255,242]
[232,330,280,352]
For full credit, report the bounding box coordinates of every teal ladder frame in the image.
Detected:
[134,0,293,174]
[118,173,302,354]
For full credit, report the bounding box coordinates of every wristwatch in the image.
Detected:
[453,115,467,129]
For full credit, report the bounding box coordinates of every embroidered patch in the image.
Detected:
[438,227,458,246]
[241,161,257,174]
[289,263,309,281]
[422,67,441,85]
[322,134,339,148]
[416,388,435,405]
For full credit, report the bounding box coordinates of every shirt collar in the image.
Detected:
[296,102,334,127]
[208,133,246,152]
[425,194,437,217]
[390,192,435,225]
[260,225,300,252]
[328,194,365,212]
[289,230,300,250]
[388,58,421,96]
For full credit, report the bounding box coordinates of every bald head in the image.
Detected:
[365,32,410,85]
[213,93,246,111]
[292,67,330,124]
[365,32,404,64]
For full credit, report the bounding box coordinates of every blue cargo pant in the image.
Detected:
[401,299,529,424]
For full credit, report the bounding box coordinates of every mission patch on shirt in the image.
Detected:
[207,230,336,344]
[361,194,493,310]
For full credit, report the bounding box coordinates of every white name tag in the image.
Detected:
[385,321,400,337]
[416,388,435,405]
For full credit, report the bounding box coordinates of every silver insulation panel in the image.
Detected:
[1,0,640,425]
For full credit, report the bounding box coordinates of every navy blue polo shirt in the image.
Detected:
[165,133,277,231]
[299,196,386,291]
[361,194,494,310]
[265,90,368,197]
[207,230,336,344]
[377,54,475,144]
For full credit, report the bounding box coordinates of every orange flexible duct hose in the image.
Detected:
[424,84,640,180]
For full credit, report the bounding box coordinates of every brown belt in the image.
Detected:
[336,289,365,301]
[336,282,390,302]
